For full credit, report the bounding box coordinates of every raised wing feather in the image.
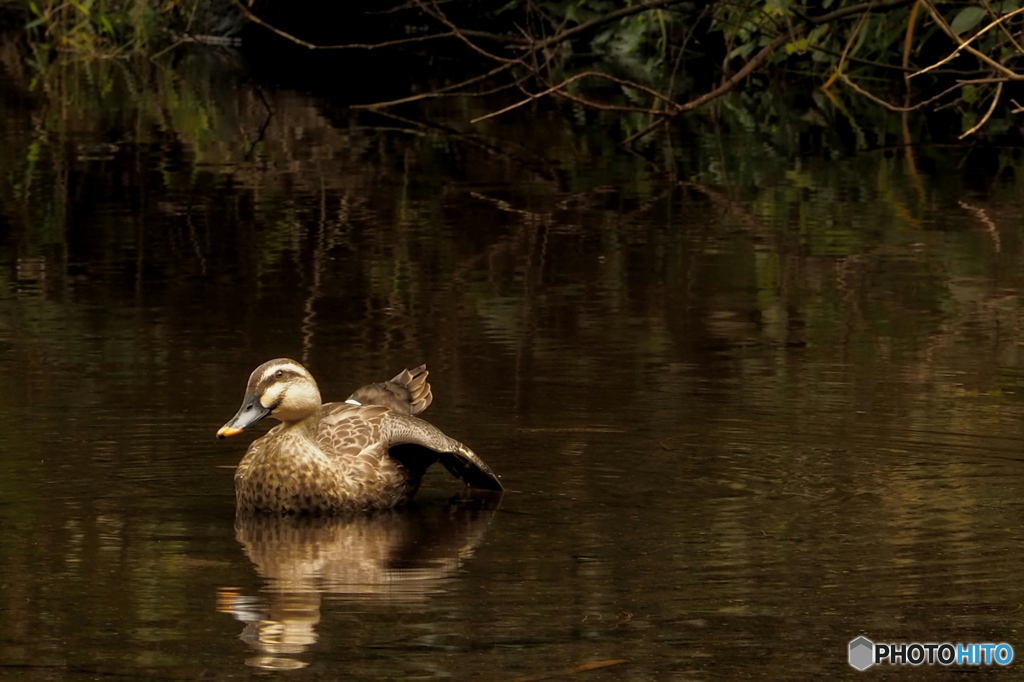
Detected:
[346,365,433,415]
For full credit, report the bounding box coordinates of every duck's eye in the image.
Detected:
[275,370,284,378]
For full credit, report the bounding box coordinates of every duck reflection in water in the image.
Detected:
[219,493,502,670]
[217,360,503,513]
[215,361,504,669]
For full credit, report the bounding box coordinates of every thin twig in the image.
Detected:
[823,3,873,89]
[526,0,690,52]
[959,81,1003,138]
[665,3,707,97]
[230,0,472,51]
[412,0,518,63]
[470,71,679,123]
[622,118,670,146]
[902,0,922,70]
[838,72,1001,112]
[805,0,916,27]
[979,0,1024,55]
[911,3,1024,79]
[811,45,915,73]
[678,30,791,112]
[551,89,670,115]
[838,72,918,111]
[352,62,518,108]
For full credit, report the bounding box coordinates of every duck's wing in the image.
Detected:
[319,403,502,492]
[318,403,391,458]
[346,365,432,416]
[380,412,503,491]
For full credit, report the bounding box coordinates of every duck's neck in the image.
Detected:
[279,405,322,441]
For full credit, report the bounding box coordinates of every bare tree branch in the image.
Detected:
[231,0,526,51]
[838,73,1001,112]
[471,71,679,124]
[913,1,1024,80]
[959,80,1003,138]
[525,0,690,52]
[352,62,519,109]
[412,0,519,64]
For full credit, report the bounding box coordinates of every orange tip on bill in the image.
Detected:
[217,426,244,439]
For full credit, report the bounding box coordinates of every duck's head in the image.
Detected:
[217,359,322,438]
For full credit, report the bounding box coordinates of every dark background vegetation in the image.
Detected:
[4,0,1024,145]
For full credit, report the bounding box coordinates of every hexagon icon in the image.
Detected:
[849,636,874,670]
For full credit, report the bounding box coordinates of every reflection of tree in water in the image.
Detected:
[217,492,502,671]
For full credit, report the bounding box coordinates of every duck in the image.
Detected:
[217,359,502,514]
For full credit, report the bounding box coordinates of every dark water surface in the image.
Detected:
[3,53,1024,680]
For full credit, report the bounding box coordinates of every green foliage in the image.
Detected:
[518,0,1024,140]
[8,0,1024,141]
[21,0,160,55]
[950,6,988,34]
[8,0,242,58]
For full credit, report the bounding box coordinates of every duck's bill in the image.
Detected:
[216,394,271,439]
